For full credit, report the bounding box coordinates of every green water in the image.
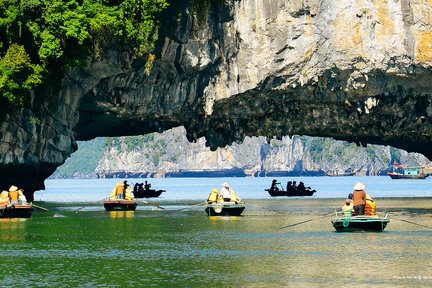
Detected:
[1,199,432,287]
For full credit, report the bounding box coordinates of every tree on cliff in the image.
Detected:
[0,0,168,105]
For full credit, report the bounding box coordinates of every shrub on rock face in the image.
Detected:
[0,0,169,105]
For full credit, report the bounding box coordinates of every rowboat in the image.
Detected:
[0,204,33,218]
[331,213,390,232]
[205,202,245,216]
[265,180,316,197]
[103,199,137,211]
[133,189,165,198]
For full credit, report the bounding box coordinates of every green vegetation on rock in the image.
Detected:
[0,0,169,105]
[51,137,105,178]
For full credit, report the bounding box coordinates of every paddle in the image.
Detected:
[279,213,334,229]
[140,199,165,210]
[32,203,65,217]
[173,201,206,212]
[246,203,287,214]
[74,197,109,213]
[32,203,50,211]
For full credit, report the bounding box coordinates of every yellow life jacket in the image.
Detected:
[230,190,240,203]
[207,189,219,203]
[115,185,124,195]
[109,188,116,200]
[125,188,134,200]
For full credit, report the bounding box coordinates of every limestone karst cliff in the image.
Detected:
[0,0,431,199]
[52,127,430,179]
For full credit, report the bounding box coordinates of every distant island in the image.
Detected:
[51,127,429,179]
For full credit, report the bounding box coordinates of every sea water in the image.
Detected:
[0,176,431,287]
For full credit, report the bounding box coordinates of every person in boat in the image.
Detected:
[271,179,279,191]
[115,182,125,199]
[220,182,231,202]
[364,194,376,216]
[207,188,220,204]
[286,181,292,192]
[298,181,306,192]
[352,182,367,215]
[0,190,9,206]
[341,199,354,217]
[9,185,21,205]
[124,186,134,201]
[123,180,129,190]
[144,181,151,191]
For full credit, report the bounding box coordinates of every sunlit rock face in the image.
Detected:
[0,0,431,198]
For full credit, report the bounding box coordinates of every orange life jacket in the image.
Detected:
[9,191,19,201]
[115,185,124,195]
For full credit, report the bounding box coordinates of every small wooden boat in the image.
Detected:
[331,213,390,232]
[387,162,429,179]
[205,202,245,216]
[133,189,165,198]
[0,204,33,218]
[266,188,315,197]
[326,168,355,177]
[103,199,137,211]
[265,180,316,197]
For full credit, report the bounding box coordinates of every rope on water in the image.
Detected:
[246,203,287,215]
[391,216,432,230]
[279,213,334,229]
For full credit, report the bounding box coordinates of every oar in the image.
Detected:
[174,201,206,212]
[32,203,50,211]
[279,213,333,229]
[74,197,109,213]
[140,199,165,210]
[246,203,287,214]
[31,203,65,217]
[391,216,432,230]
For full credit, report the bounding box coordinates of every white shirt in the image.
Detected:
[221,187,230,199]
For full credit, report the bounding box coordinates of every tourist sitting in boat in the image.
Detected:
[124,187,134,201]
[352,182,367,215]
[220,182,231,202]
[219,182,241,203]
[364,194,376,216]
[144,181,151,191]
[270,179,280,191]
[341,199,354,217]
[8,185,26,205]
[0,190,9,206]
[115,181,125,199]
[229,188,241,204]
[134,183,145,194]
[207,188,220,204]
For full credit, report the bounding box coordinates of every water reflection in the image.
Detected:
[0,218,28,241]
[108,211,135,218]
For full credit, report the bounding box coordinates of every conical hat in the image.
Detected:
[353,182,366,190]
[222,182,230,188]
[9,185,18,192]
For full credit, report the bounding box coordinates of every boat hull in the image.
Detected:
[265,189,315,197]
[0,204,33,218]
[205,203,245,216]
[133,189,165,198]
[387,172,427,179]
[332,216,390,232]
[103,200,137,211]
